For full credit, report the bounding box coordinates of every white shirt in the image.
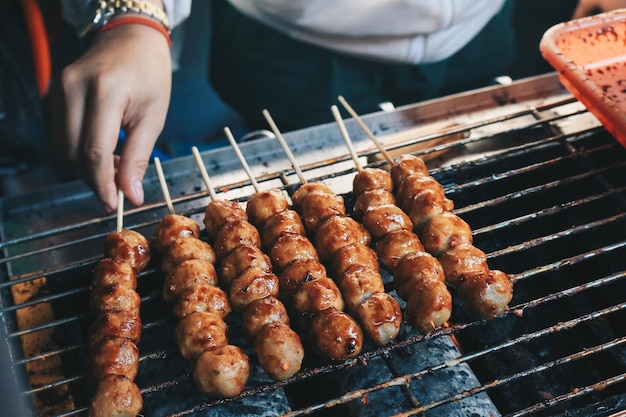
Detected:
[61,0,505,65]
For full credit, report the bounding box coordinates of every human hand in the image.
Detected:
[572,0,626,18]
[52,23,172,213]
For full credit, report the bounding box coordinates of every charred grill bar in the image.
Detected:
[1,73,625,416]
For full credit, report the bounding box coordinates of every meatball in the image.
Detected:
[90,284,141,315]
[361,204,413,240]
[396,174,447,212]
[269,233,319,273]
[309,309,363,360]
[393,251,445,301]
[277,258,327,300]
[212,219,261,260]
[88,311,142,349]
[88,337,139,383]
[260,209,305,250]
[456,269,513,319]
[352,168,393,197]
[228,268,279,313]
[105,229,150,273]
[161,237,216,274]
[391,154,429,187]
[403,278,452,333]
[217,245,272,289]
[92,258,137,290]
[241,296,290,341]
[438,243,489,286]
[246,189,290,227]
[300,192,346,232]
[291,182,333,211]
[175,311,228,362]
[313,215,371,262]
[292,277,345,315]
[421,212,473,255]
[254,323,304,381]
[356,292,402,346]
[203,199,247,240]
[330,242,379,279]
[352,188,396,219]
[162,259,218,303]
[375,229,425,272]
[339,265,385,312]
[193,344,249,398]
[407,188,454,231]
[173,285,232,319]
[152,214,200,254]
[88,374,142,417]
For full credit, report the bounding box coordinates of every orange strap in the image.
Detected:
[20,0,51,97]
[96,16,172,48]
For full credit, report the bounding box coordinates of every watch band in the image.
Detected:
[80,0,170,40]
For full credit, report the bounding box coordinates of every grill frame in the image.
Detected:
[1,73,625,417]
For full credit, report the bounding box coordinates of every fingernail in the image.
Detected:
[133,180,144,204]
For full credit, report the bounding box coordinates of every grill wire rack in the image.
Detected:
[1,73,625,417]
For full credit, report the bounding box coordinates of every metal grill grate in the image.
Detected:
[1,73,625,417]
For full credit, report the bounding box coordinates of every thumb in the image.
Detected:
[572,1,598,18]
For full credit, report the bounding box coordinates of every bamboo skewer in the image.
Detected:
[153,157,175,215]
[331,105,364,172]
[191,146,218,201]
[116,189,124,233]
[262,109,307,185]
[224,127,260,193]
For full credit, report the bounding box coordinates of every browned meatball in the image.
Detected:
[361,204,413,241]
[356,292,402,346]
[393,251,445,301]
[438,243,489,287]
[162,258,219,303]
[330,242,379,279]
[300,192,347,232]
[396,173,447,212]
[421,212,473,255]
[260,209,305,250]
[254,323,304,381]
[375,229,425,272]
[277,258,327,300]
[88,374,142,417]
[105,229,151,273]
[292,277,345,315]
[407,189,455,231]
[339,265,385,312]
[291,182,333,211]
[175,311,228,362]
[152,214,200,254]
[212,219,261,260]
[309,309,363,360]
[352,188,396,219]
[246,189,290,227]
[161,237,216,274]
[240,296,289,341]
[173,285,232,319]
[352,168,393,197]
[90,284,141,315]
[88,337,139,383]
[313,216,370,262]
[92,258,137,290]
[269,233,319,273]
[228,268,279,313]
[217,245,271,289]
[203,199,247,240]
[457,269,513,319]
[88,311,142,349]
[391,154,429,187]
[404,278,452,333]
[193,344,249,398]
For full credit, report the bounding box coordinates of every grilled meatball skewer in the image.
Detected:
[88,191,148,417]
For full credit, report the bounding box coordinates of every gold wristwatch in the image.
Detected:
[79,0,170,40]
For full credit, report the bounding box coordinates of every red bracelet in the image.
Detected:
[96,16,171,48]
